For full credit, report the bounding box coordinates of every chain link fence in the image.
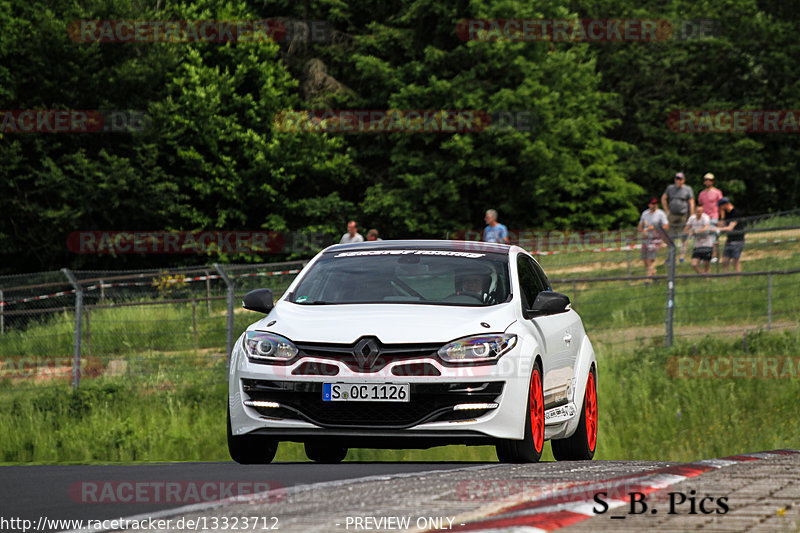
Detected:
[0,262,305,393]
[538,220,800,352]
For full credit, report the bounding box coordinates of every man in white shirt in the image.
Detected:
[340,221,364,244]
[684,205,713,275]
[639,198,669,280]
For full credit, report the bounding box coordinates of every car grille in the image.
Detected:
[293,340,442,372]
[241,379,504,429]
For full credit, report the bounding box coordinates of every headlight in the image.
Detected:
[244,331,298,362]
[438,334,517,363]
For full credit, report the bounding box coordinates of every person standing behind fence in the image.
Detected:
[718,198,745,274]
[483,209,509,244]
[661,172,695,263]
[684,204,713,275]
[340,221,364,244]
[698,172,723,263]
[639,197,669,281]
[366,228,382,241]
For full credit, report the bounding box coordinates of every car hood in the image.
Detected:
[248,302,517,344]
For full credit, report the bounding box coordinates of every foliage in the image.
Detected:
[151,272,189,299]
[0,0,356,274]
[2,0,799,275]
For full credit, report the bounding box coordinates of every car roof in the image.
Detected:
[325,239,513,255]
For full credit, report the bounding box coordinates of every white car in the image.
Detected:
[227,240,597,463]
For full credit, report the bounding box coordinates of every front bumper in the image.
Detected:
[241,378,503,429]
[228,335,533,441]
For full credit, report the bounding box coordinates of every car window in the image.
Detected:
[290,250,511,306]
[516,255,539,309]
[528,257,550,292]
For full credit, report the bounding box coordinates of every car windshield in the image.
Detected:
[289,249,511,306]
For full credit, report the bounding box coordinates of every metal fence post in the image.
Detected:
[767,272,773,330]
[626,249,632,280]
[0,289,4,334]
[572,280,578,311]
[665,245,676,348]
[204,269,212,315]
[657,227,676,348]
[214,263,234,368]
[192,298,199,351]
[62,268,83,390]
[85,308,91,356]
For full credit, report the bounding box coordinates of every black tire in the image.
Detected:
[304,440,348,463]
[227,408,279,464]
[496,361,544,463]
[552,367,597,461]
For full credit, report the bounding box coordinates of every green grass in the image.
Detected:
[598,329,800,461]
[0,379,227,463]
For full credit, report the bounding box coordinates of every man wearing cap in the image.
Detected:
[718,198,745,273]
[639,198,669,280]
[661,172,695,263]
[697,172,724,262]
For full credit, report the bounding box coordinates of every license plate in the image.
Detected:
[323,383,410,402]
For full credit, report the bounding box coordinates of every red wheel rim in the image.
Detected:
[529,369,544,452]
[585,372,597,451]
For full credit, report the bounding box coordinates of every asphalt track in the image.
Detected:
[3,452,799,532]
[0,462,479,531]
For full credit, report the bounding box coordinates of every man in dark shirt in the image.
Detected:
[718,197,745,273]
[661,172,695,262]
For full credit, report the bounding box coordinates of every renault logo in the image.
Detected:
[353,337,381,369]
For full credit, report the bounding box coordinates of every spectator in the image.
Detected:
[684,204,713,275]
[697,172,723,263]
[366,228,382,241]
[639,197,669,280]
[718,198,745,274]
[483,209,509,244]
[661,172,695,263]
[339,221,364,244]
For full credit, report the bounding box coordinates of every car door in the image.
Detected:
[516,255,572,408]
[530,257,583,406]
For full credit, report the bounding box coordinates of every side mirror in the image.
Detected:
[527,291,570,317]
[242,289,274,313]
